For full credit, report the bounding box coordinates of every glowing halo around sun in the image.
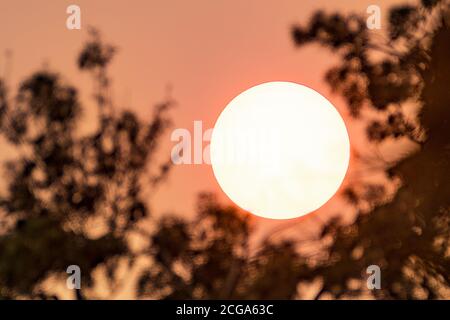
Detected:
[210,81,350,220]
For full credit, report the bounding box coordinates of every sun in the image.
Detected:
[210,81,350,219]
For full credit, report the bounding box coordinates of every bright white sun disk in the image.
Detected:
[210,82,350,219]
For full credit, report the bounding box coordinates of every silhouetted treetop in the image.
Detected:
[0,32,172,299]
[291,0,449,299]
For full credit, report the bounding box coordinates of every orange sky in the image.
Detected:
[0,0,408,233]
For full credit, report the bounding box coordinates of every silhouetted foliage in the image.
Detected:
[138,193,310,299]
[292,0,449,299]
[0,30,173,299]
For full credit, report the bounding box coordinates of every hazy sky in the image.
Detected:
[0,0,407,230]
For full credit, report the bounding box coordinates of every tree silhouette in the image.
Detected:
[0,30,173,299]
[138,193,308,299]
[291,0,449,298]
